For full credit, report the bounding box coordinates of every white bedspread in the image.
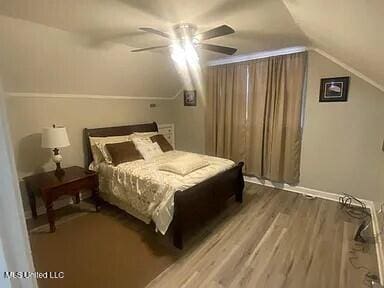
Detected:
[95,150,235,234]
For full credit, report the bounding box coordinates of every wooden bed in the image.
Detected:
[84,122,244,249]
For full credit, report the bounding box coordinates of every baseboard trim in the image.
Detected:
[244,176,362,203]
[24,191,91,219]
[245,176,384,284]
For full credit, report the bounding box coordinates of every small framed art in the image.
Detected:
[184,90,197,106]
[319,76,350,102]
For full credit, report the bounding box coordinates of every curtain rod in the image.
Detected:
[206,46,307,67]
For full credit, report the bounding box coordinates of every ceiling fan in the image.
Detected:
[131,23,237,56]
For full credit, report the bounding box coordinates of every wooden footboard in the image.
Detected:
[172,162,244,249]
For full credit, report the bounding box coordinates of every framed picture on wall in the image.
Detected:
[319,77,350,102]
[184,90,197,106]
[319,76,350,102]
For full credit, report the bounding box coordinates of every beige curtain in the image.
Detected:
[246,52,307,184]
[206,52,307,185]
[205,62,248,163]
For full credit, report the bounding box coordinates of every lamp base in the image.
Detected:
[54,163,65,177]
[53,148,65,178]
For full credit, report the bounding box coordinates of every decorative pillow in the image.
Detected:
[158,155,209,176]
[105,141,143,166]
[150,134,173,152]
[134,142,163,160]
[132,136,152,146]
[89,135,132,164]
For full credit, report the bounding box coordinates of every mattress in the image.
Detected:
[94,150,235,234]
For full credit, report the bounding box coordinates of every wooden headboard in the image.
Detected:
[83,122,158,167]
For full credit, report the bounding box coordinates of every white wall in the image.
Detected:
[172,91,205,154]
[300,51,384,202]
[0,83,36,288]
[6,96,175,178]
[0,237,11,288]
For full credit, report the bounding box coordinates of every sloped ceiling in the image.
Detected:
[0,0,308,97]
[1,0,381,97]
[0,15,181,97]
[0,0,308,54]
[283,0,384,89]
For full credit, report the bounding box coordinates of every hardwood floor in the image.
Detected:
[147,183,379,288]
[27,183,379,288]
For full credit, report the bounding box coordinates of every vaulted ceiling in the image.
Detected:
[0,0,308,54]
[0,0,382,96]
[282,0,384,90]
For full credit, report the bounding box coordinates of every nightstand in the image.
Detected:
[24,166,100,232]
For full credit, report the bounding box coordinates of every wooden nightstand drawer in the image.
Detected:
[46,176,97,201]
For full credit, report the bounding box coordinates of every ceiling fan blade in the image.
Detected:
[198,43,237,55]
[196,25,235,41]
[131,45,170,52]
[139,27,170,39]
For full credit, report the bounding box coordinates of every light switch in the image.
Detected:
[382,138,384,152]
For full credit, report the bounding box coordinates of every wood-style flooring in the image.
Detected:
[147,183,379,288]
[27,183,379,288]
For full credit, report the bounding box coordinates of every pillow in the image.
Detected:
[133,132,158,138]
[89,135,130,164]
[135,142,163,160]
[88,161,98,171]
[95,142,116,164]
[89,142,104,165]
[105,141,143,166]
[158,155,209,176]
[150,134,173,152]
[132,136,152,146]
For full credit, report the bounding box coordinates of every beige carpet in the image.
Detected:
[28,202,183,288]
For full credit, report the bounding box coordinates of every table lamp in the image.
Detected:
[42,124,70,176]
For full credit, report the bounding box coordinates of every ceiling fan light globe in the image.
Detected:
[171,44,186,64]
[184,43,199,62]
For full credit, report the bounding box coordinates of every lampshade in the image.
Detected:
[41,126,70,148]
